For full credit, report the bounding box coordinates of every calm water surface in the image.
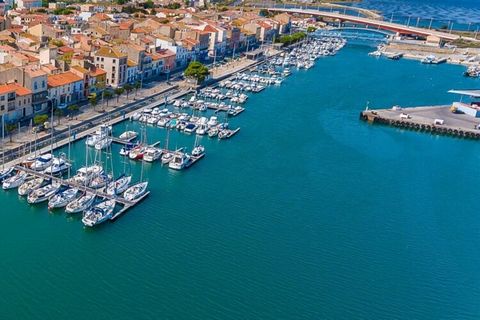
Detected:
[1,44,480,319]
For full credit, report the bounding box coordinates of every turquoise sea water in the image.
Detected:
[2,45,480,319]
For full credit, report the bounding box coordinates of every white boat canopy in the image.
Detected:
[448,89,480,98]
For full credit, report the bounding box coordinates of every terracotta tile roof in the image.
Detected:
[58,46,74,54]
[0,83,31,96]
[47,71,82,87]
[71,65,89,74]
[127,59,138,67]
[95,46,127,59]
[90,68,106,77]
[24,66,47,78]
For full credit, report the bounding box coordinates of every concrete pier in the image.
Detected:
[360,105,480,139]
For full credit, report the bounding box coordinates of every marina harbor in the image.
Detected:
[0,36,346,228]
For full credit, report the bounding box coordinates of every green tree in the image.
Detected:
[67,104,79,114]
[103,90,113,109]
[89,95,98,112]
[307,26,316,33]
[143,0,154,9]
[54,107,63,125]
[33,114,48,126]
[134,81,141,96]
[114,87,125,103]
[184,61,210,84]
[5,123,16,142]
[124,83,133,99]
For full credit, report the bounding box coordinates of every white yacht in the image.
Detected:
[65,192,96,214]
[48,188,78,209]
[85,133,105,147]
[2,172,28,190]
[192,145,205,157]
[27,183,61,204]
[119,131,138,140]
[94,137,113,150]
[68,165,104,186]
[106,174,132,196]
[18,177,45,196]
[30,154,53,171]
[123,182,148,201]
[0,167,14,181]
[161,152,174,164]
[143,147,162,162]
[169,153,191,170]
[44,158,71,176]
[82,199,116,227]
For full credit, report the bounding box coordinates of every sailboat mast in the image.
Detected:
[1,114,4,170]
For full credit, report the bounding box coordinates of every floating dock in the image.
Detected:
[360,106,480,139]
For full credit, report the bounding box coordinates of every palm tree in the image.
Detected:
[89,95,98,111]
[103,90,113,110]
[114,87,125,104]
[124,83,133,99]
[134,81,141,96]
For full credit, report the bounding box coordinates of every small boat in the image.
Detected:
[94,137,113,150]
[30,154,53,171]
[0,167,14,181]
[68,165,104,185]
[218,130,229,139]
[208,127,218,137]
[119,143,137,157]
[48,188,78,209]
[65,192,96,214]
[27,183,61,204]
[106,174,132,196]
[184,123,197,134]
[169,153,191,170]
[85,133,105,147]
[123,182,148,201]
[82,199,116,227]
[18,177,45,196]
[128,146,144,160]
[161,152,174,164]
[119,131,138,141]
[192,145,205,157]
[44,158,71,176]
[2,171,28,190]
[143,147,162,162]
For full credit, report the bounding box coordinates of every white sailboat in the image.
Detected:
[123,182,148,202]
[65,192,96,214]
[48,188,78,209]
[82,199,116,227]
[106,174,132,196]
[18,177,45,196]
[2,171,28,190]
[27,182,61,204]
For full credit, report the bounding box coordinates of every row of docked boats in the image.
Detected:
[272,37,346,69]
[0,160,149,227]
[131,107,233,138]
[85,124,114,150]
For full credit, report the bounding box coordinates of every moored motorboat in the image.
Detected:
[44,158,71,176]
[119,131,138,141]
[0,167,14,181]
[192,145,205,157]
[169,153,191,170]
[143,147,162,162]
[161,152,173,164]
[30,154,53,171]
[94,137,113,150]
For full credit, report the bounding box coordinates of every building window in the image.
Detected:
[113,59,116,63]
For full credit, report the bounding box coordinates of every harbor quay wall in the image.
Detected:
[360,107,480,140]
